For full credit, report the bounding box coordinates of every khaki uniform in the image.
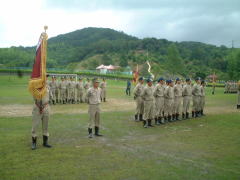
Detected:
[49,80,57,102]
[192,84,201,112]
[164,86,174,116]
[84,81,91,102]
[55,80,60,102]
[59,80,67,103]
[100,81,107,101]
[133,83,144,115]
[200,85,206,111]
[76,81,84,103]
[153,83,165,118]
[31,88,50,137]
[182,84,192,113]
[141,85,155,121]
[173,84,183,114]
[87,87,101,129]
[68,80,76,101]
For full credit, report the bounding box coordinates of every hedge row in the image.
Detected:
[0,69,132,80]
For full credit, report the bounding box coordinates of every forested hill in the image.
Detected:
[0,27,239,80]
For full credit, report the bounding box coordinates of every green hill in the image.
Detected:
[0,27,239,80]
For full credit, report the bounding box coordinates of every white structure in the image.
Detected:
[96,64,120,74]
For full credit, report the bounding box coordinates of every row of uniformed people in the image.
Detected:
[133,77,206,128]
[224,81,239,94]
[47,76,107,104]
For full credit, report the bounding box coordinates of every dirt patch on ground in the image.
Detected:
[0,98,135,117]
[0,98,238,117]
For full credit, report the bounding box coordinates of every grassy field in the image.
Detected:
[0,75,239,180]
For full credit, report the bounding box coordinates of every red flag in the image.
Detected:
[28,29,48,99]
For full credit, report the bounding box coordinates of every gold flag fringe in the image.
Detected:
[28,32,48,100]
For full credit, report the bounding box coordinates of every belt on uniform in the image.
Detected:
[35,101,48,114]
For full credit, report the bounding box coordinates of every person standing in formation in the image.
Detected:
[200,80,206,115]
[49,76,57,105]
[164,80,175,122]
[84,78,91,103]
[31,78,52,150]
[86,78,103,138]
[100,78,107,102]
[142,78,155,128]
[173,78,183,120]
[76,77,84,103]
[182,78,192,119]
[55,76,60,103]
[153,77,165,125]
[59,76,67,104]
[192,77,202,118]
[126,80,131,96]
[68,76,76,104]
[133,77,144,121]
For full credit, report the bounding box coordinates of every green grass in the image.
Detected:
[0,75,240,180]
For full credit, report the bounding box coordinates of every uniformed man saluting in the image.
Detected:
[31,79,52,150]
[86,78,103,138]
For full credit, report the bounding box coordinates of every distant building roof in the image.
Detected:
[96,64,120,70]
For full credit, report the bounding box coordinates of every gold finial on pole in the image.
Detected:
[44,25,48,33]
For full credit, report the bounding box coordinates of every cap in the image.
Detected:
[158,77,164,82]
[92,78,100,83]
[168,80,173,83]
[176,78,180,81]
[139,77,143,81]
[195,77,201,81]
[146,78,153,83]
[186,78,191,81]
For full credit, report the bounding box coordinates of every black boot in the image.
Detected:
[182,113,185,120]
[95,126,103,136]
[101,98,102,102]
[168,115,172,122]
[164,116,167,123]
[148,119,154,127]
[155,117,159,125]
[52,100,55,105]
[104,98,106,102]
[43,135,52,148]
[139,114,143,121]
[176,113,180,121]
[192,111,195,118]
[158,117,162,124]
[172,114,176,121]
[56,99,59,103]
[63,100,65,104]
[237,105,240,109]
[143,120,148,128]
[134,114,138,121]
[186,112,189,119]
[88,128,93,138]
[31,137,37,150]
[195,111,199,118]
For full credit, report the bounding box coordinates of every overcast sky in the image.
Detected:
[0,0,240,48]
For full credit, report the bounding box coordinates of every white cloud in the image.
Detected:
[0,0,239,47]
